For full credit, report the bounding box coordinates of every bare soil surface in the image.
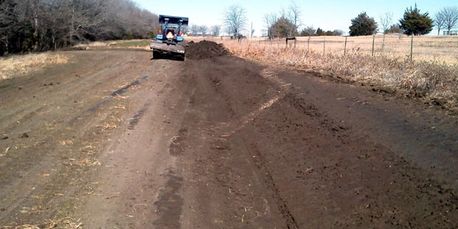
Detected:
[0,43,457,228]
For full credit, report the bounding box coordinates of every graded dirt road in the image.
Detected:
[0,43,457,228]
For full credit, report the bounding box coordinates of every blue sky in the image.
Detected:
[134,0,457,36]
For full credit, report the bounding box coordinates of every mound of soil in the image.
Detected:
[186,40,229,60]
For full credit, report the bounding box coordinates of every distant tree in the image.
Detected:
[437,7,458,35]
[198,25,208,35]
[211,25,221,36]
[288,1,301,36]
[380,12,393,34]
[300,26,315,36]
[386,24,402,34]
[324,31,333,36]
[264,13,277,38]
[316,27,324,36]
[399,5,433,35]
[435,11,446,35]
[332,29,344,36]
[224,5,247,37]
[270,16,296,38]
[190,25,199,35]
[349,12,378,36]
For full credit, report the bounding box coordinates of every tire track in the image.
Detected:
[248,143,299,229]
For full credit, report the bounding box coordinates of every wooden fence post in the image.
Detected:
[371,34,375,57]
[323,36,326,55]
[344,36,348,56]
[410,35,414,62]
[307,36,311,53]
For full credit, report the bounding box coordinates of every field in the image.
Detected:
[0,41,457,228]
[211,35,458,112]
[253,35,458,62]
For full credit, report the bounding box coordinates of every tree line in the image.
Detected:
[189,25,221,36]
[223,3,458,38]
[0,0,159,56]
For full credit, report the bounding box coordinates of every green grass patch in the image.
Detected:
[113,40,150,47]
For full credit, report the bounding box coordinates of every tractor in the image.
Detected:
[150,15,189,60]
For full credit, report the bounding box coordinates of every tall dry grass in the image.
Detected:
[221,39,458,112]
[0,53,69,80]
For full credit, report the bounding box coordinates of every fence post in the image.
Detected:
[410,35,414,62]
[307,36,311,53]
[371,34,375,57]
[323,36,326,55]
[344,36,348,56]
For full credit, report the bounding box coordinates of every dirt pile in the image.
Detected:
[186,40,229,60]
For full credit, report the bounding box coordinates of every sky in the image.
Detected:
[133,0,457,36]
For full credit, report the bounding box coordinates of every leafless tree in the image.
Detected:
[300,26,315,36]
[435,11,446,35]
[379,12,393,34]
[288,1,301,36]
[438,7,458,35]
[224,5,247,37]
[0,0,159,55]
[264,13,277,38]
[198,25,208,36]
[211,25,221,36]
[379,12,392,51]
[190,25,199,35]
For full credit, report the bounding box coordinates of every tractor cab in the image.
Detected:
[151,15,189,60]
[156,15,189,44]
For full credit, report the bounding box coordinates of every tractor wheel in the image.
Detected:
[152,51,159,59]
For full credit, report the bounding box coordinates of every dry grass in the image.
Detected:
[74,39,150,50]
[0,53,69,80]
[211,35,458,64]
[2,217,82,229]
[220,38,458,112]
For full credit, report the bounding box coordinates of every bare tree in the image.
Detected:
[0,0,160,55]
[224,5,247,37]
[439,7,458,35]
[379,12,393,34]
[264,13,277,38]
[300,26,315,36]
[435,11,446,35]
[379,12,392,52]
[198,25,208,36]
[211,25,221,36]
[190,25,199,35]
[288,1,301,36]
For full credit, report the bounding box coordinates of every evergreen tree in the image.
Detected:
[349,12,378,36]
[399,5,433,35]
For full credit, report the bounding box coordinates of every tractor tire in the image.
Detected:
[152,51,159,59]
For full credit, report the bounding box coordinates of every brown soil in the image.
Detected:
[186,40,229,60]
[0,49,457,228]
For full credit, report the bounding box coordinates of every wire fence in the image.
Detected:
[220,35,458,64]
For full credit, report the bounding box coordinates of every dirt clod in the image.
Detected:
[20,133,30,138]
[186,40,229,60]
